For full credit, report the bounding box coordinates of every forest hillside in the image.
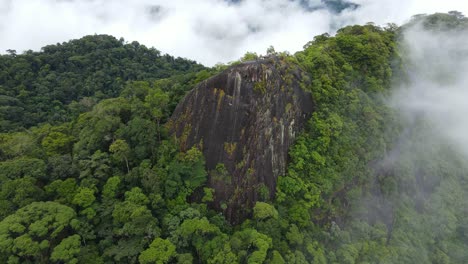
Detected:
[0,12,467,264]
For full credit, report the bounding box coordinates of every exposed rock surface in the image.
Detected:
[169,57,314,223]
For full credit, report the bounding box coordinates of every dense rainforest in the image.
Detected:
[0,12,467,263]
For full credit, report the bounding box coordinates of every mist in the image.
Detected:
[348,15,468,262]
[393,21,468,157]
[1,0,468,66]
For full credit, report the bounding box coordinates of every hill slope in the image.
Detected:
[0,34,205,132]
[0,12,467,264]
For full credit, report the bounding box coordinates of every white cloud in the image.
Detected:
[1,0,468,66]
[392,22,468,156]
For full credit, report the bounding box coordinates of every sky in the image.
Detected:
[1,0,468,66]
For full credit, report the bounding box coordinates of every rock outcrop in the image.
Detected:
[169,57,314,223]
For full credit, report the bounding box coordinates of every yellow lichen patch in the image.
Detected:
[246,167,256,183]
[224,142,237,157]
[179,124,192,150]
[197,139,204,150]
[285,103,292,113]
[165,119,174,131]
[235,159,245,170]
[166,109,191,137]
[217,89,225,111]
[254,80,267,93]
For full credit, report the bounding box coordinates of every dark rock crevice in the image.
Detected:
[169,57,314,224]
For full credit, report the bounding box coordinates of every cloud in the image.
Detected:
[346,18,468,260]
[392,20,468,157]
[0,0,468,66]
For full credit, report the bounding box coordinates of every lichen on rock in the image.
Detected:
[169,57,314,224]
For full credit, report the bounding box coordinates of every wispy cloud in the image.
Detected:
[1,0,467,65]
[393,20,468,156]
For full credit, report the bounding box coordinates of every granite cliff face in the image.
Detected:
[169,58,314,223]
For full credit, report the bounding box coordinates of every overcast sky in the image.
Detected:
[1,0,468,66]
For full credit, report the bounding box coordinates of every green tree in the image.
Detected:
[0,176,44,218]
[72,187,96,208]
[109,139,130,173]
[253,202,278,221]
[145,88,170,142]
[231,228,272,264]
[139,238,176,264]
[0,202,77,263]
[41,131,73,155]
[50,234,81,264]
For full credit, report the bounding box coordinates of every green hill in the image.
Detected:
[0,12,467,264]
